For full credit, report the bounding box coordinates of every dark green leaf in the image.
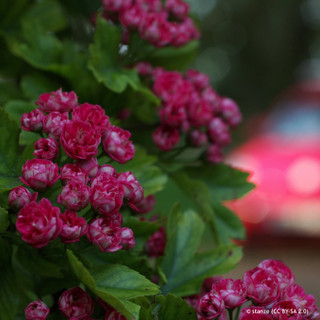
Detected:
[0,207,9,233]
[187,164,255,201]
[212,202,246,244]
[4,100,34,126]
[153,294,198,320]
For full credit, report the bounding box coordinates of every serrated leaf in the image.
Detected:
[67,250,160,320]
[153,294,198,320]
[187,164,255,201]
[0,108,22,197]
[212,202,246,244]
[161,208,204,293]
[162,246,242,296]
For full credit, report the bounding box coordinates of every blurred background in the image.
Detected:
[187,0,320,300]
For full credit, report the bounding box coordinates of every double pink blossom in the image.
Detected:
[152,125,180,151]
[208,117,231,147]
[36,88,78,113]
[25,300,50,320]
[20,159,59,191]
[196,292,225,319]
[91,173,124,215]
[33,137,59,160]
[145,227,166,258]
[16,198,62,248]
[239,307,272,320]
[60,210,88,244]
[8,186,37,211]
[102,125,135,164]
[42,111,69,139]
[76,158,99,178]
[21,109,44,132]
[58,287,94,320]
[60,163,90,186]
[58,180,90,211]
[60,120,101,160]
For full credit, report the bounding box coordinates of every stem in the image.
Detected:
[234,307,241,320]
[228,308,234,320]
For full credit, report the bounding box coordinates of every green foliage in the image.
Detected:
[0,108,21,202]
[0,207,9,232]
[67,250,160,320]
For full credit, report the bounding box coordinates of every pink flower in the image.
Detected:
[202,88,221,112]
[72,103,110,133]
[117,171,144,208]
[220,97,242,127]
[140,13,173,47]
[87,216,123,252]
[119,5,146,29]
[153,71,186,103]
[282,284,318,318]
[121,227,135,250]
[42,111,69,139]
[76,158,99,178]
[165,0,189,21]
[243,267,280,306]
[100,301,126,320]
[60,210,88,244]
[188,100,213,127]
[206,144,223,163]
[152,125,180,151]
[102,125,135,164]
[208,117,231,146]
[59,287,94,320]
[21,109,45,132]
[136,62,153,75]
[25,300,50,320]
[60,120,101,160]
[16,198,62,248]
[58,180,90,211]
[170,18,199,47]
[8,186,37,211]
[189,130,208,147]
[214,278,247,309]
[102,0,132,11]
[145,227,166,257]
[20,159,59,191]
[186,70,210,92]
[33,137,59,160]
[36,88,78,113]
[159,103,187,128]
[99,164,117,177]
[239,307,272,320]
[60,163,90,186]
[90,174,124,215]
[134,195,155,214]
[197,292,225,319]
[271,301,300,320]
[258,260,295,290]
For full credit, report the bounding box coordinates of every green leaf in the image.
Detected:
[4,100,34,126]
[0,207,9,233]
[161,208,204,294]
[212,202,246,244]
[125,217,159,238]
[153,294,198,320]
[67,250,160,320]
[162,245,242,296]
[148,41,199,71]
[0,262,19,319]
[21,0,67,32]
[0,108,22,198]
[16,245,64,279]
[187,164,255,201]
[112,146,168,197]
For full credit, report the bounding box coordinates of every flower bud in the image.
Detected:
[121,227,135,250]
[76,158,99,178]
[60,163,90,186]
[197,292,224,319]
[25,300,50,320]
[8,186,37,211]
[43,111,69,139]
[152,125,180,151]
[21,109,45,132]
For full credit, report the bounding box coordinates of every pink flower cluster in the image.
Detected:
[188,260,319,320]
[8,89,157,252]
[101,0,199,48]
[25,288,129,320]
[136,64,242,163]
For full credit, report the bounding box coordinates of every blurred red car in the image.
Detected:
[226,81,320,236]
